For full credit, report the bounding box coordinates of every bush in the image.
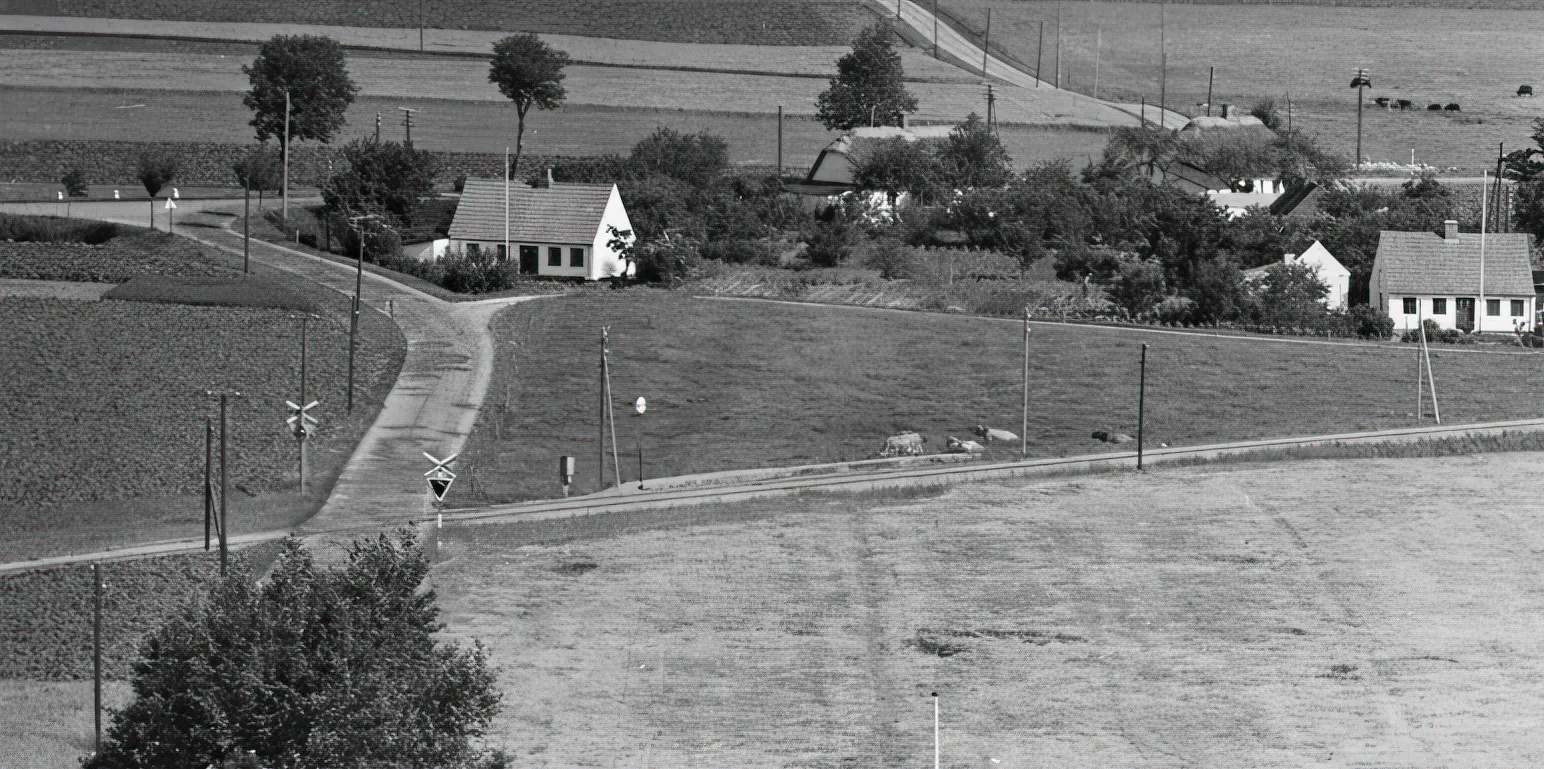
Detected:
[136,149,178,198]
[1401,318,1466,344]
[629,127,728,187]
[338,218,402,263]
[0,213,119,244]
[804,221,859,267]
[60,167,89,198]
[1350,305,1395,339]
[864,237,913,279]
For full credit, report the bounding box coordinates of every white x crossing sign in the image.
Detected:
[286,400,319,439]
[423,451,458,502]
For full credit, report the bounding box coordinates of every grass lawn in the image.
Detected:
[430,451,1544,766]
[1,680,131,769]
[935,1,1544,170]
[0,222,404,562]
[454,292,1544,505]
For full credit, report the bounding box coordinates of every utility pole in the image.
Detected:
[1021,308,1030,457]
[299,314,309,496]
[504,146,511,260]
[399,107,417,147]
[1159,0,1167,128]
[205,391,240,575]
[281,90,290,233]
[598,328,608,491]
[1494,142,1507,231]
[348,230,363,413]
[92,563,102,757]
[986,84,996,133]
[375,111,381,143]
[1480,170,1489,334]
[1286,91,1293,132]
[242,178,250,273]
[1054,0,1062,89]
[1036,20,1044,87]
[932,0,938,57]
[776,106,783,187]
[1350,68,1372,171]
[418,0,425,52]
[981,8,991,80]
[1137,344,1148,470]
[204,418,213,550]
[1206,66,1215,116]
[896,0,901,19]
[1094,24,1102,98]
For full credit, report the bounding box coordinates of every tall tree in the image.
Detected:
[937,113,1013,189]
[488,34,570,185]
[322,138,439,223]
[243,35,359,228]
[231,145,281,209]
[85,531,503,769]
[816,23,918,131]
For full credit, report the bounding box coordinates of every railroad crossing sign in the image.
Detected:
[164,197,177,210]
[423,451,458,502]
[286,399,319,439]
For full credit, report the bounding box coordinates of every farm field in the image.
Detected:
[452,291,1544,505]
[0,88,1111,171]
[0,224,404,562]
[430,452,1544,766]
[934,1,1544,170]
[45,0,871,45]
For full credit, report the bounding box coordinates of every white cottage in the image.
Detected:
[1369,220,1535,333]
[448,179,634,280]
[1243,240,1351,310]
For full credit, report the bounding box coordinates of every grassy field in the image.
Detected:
[936,1,1544,169]
[48,0,871,45]
[451,291,1544,505]
[0,87,1112,171]
[429,452,1544,765]
[0,223,404,562]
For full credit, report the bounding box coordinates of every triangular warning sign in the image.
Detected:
[428,476,453,501]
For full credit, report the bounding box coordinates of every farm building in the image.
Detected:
[447,179,634,280]
[1144,161,1284,218]
[1369,220,1534,333]
[1244,241,1350,310]
[794,125,954,193]
[1269,182,1327,218]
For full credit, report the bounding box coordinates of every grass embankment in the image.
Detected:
[431,452,1544,766]
[452,291,1544,504]
[0,220,405,562]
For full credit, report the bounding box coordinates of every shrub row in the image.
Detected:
[0,140,571,187]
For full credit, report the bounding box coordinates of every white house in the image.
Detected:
[1369,220,1535,333]
[447,179,634,280]
[1289,241,1350,310]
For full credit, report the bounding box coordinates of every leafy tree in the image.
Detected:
[1249,98,1283,131]
[937,113,1013,189]
[804,219,860,267]
[136,150,177,197]
[242,35,358,147]
[1110,258,1167,317]
[853,136,944,203]
[816,23,917,130]
[1502,118,1544,182]
[232,146,281,209]
[628,127,728,187]
[1248,262,1330,327]
[489,34,570,187]
[60,167,88,198]
[1182,257,1249,325]
[322,138,439,222]
[1512,179,1544,246]
[85,531,502,769]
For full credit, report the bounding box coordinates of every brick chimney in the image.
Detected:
[1444,219,1459,240]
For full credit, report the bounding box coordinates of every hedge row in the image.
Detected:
[0,140,570,187]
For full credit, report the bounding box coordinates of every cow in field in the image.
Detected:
[1427,103,1443,111]
[1396,99,1413,110]
[1445,102,1461,111]
[1519,85,1534,97]
[880,432,925,457]
[1374,96,1390,109]
[973,424,1019,443]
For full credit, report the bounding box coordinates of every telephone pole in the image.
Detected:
[92,563,103,756]
[1054,0,1062,89]
[1036,21,1044,87]
[981,8,991,80]
[1350,68,1372,170]
[281,90,290,232]
[399,107,417,147]
[1159,0,1167,128]
[1021,309,1030,457]
[205,390,242,575]
[1206,66,1215,116]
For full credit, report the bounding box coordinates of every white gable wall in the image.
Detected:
[589,185,635,280]
[1288,242,1350,310]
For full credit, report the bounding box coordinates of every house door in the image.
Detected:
[1456,298,1475,332]
[519,245,539,275]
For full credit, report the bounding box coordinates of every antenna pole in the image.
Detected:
[1021,309,1030,457]
[1036,21,1044,87]
[1054,0,1062,88]
[981,8,991,79]
[1206,66,1215,116]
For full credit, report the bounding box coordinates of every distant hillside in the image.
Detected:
[42,0,872,45]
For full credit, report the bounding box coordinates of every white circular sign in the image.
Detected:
[634,397,647,415]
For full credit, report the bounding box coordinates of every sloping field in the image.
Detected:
[432,453,1544,766]
[45,0,870,45]
[454,292,1544,505]
[934,1,1544,169]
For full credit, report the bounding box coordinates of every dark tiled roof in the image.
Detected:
[1150,161,1231,194]
[1269,182,1324,217]
[1374,230,1533,295]
[448,179,613,243]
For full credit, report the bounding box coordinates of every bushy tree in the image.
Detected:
[232,146,281,208]
[243,35,358,147]
[60,167,88,198]
[853,136,944,203]
[628,127,728,187]
[323,138,438,222]
[85,531,502,769]
[489,34,570,184]
[136,150,177,197]
[1249,262,1329,327]
[1249,98,1283,131]
[937,113,1012,189]
[816,23,917,130]
[1110,258,1167,317]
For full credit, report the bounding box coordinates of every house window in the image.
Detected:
[1432,298,1447,315]
[1487,299,1501,316]
[570,247,585,267]
[548,246,562,267]
[1402,297,1417,315]
[1513,300,1526,317]
[497,244,507,260]
[467,243,481,257]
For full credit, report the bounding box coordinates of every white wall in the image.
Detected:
[403,239,449,262]
[589,185,634,280]
[1381,293,1534,332]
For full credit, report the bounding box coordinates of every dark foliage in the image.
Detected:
[816,23,917,131]
[136,150,178,198]
[60,167,89,198]
[322,138,439,222]
[243,35,358,146]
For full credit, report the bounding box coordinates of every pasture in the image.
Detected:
[934,1,1544,169]
[0,223,404,562]
[451,291,1544,505]
[431,452,1544,766]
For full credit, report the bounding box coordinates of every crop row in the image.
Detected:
[0,230,229,282]
[55,0,866,45]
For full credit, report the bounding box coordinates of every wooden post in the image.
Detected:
[1206,66,1215,116]
[92,563,102,756]
[1094,25,1102,98]
[1415,304,1424,423]
[218,393,228,576]
[932,0,939,58]
[1021,309,1030,457]
[1054,0,1062,89]
[204,418,212,550]
[299,315,308,497]
[242,185,250,273]
[776,106,784,186]
[1036,21,1044,87]
[281,90,290,232]
[599,329,608,491]
[981,8,991,80]
[1159,0,1167,128]
[1137,344,1148,470]
[1419,316,1441,424]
